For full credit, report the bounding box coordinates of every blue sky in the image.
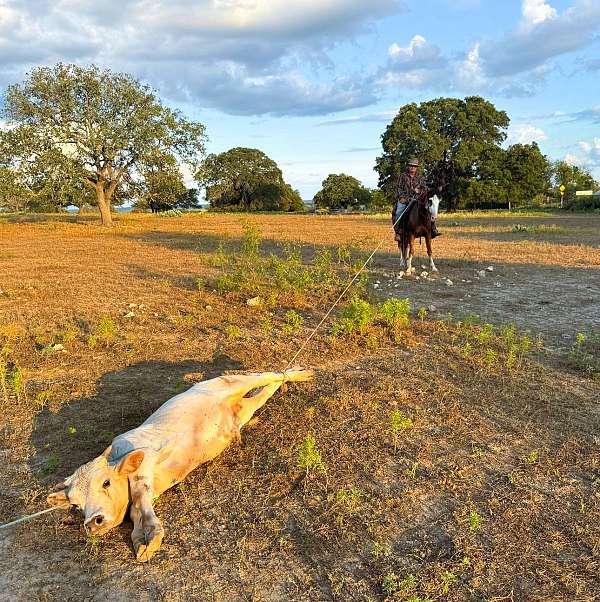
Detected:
[1,0,598,197]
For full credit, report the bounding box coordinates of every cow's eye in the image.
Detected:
[102,479,111,488]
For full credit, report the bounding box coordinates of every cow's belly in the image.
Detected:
[152,410,237,495]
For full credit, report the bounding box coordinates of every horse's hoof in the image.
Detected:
[432,267,439,273]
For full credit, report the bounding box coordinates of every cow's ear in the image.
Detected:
[117,450,145,476]
[47,490,69,507]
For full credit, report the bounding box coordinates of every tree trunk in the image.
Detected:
[96,184,113,227]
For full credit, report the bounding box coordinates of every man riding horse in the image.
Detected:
[392,157,441,240]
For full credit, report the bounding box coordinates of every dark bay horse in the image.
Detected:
[395,195,440,274]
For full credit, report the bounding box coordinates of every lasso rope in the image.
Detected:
[2,209,412,531]
[0,505,67,530]
[284,206,410,371]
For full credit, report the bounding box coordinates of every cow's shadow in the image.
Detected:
[29,354,243,484]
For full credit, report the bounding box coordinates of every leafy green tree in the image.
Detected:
[376,96,509,211]
[0,166,29,211]
[196,147,302,211]
[463,146,510,209]
[369,189,392,211]
[175,188,201,210]
[0,63,206,226]
[133,151,186,211]
[504,143,549,208]
[550,160,598,201]
[313,174,372,210]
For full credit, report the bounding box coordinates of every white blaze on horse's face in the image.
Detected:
[46,448,144,536]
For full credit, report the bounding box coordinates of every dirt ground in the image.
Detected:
[0,211,598,602]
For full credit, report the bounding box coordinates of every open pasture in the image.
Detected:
[0,211,598,601]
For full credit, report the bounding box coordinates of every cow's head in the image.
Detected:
[46,446,144,535]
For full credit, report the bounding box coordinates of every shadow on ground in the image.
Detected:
[29,354,243,484]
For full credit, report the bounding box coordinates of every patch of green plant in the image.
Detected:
[418,307,428,322]
[380,298,410,332]
[522,450,539,465]
[440,570,457,594]
[10,366,24,400]
[260,317,272,334]
[390,409,413,451]
[268,246,313,292]
[328,487,360,526]
[37,454,59,476]
[312,249,339,288]
[35,389,51,409]
[240,220,262,262]
[371,541,392,560]
[382,572,400,596]
[476,323,494,344]
[225,325,241,340]
[194,276,205,291]
[297,434,325,475]
[468,509,482,532]
[215,272,244,293]
[567,330,600,377]
[484,347,498,368]
[336,244,352,264]
[283,310,304,334]
[96,316,118,343]
[332,296,374,336]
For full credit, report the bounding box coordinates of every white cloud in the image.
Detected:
[509,124,547,144]
[576,137,600,169]
[378,34,447,89]
[0,0,404,116]
[522,0,557,27]
[481,0,600,77]
[564,152,582,166]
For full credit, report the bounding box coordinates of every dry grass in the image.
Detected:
[0,211,598,601]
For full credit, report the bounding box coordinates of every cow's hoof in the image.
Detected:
[135,530,164,562]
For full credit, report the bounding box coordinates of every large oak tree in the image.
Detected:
[0,64,206,226]
[196,147,303,212]
[376,96,509,211]
[313,174,372,210]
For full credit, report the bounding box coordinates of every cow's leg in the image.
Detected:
[233,381,282,429]
[425,235,438,272]
[130,476,164,562]
[213,370,312,400]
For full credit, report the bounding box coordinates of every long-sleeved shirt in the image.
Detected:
[392,172,428,221]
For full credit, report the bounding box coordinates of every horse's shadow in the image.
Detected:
[29,354,244,484]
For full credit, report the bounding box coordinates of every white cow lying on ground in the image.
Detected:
[47,369,313,561]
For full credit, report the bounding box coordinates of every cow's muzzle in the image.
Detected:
[84,514,106,535]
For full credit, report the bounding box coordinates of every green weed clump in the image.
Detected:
[567,330,600,378]
[468,509,483,532]
[283,310,304,334]
[332,296,374,336]
[88,315,118,348]
[297,434,325,475]
[390,409,413,451]
[380,298,410,332]
[328,487,361,526]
